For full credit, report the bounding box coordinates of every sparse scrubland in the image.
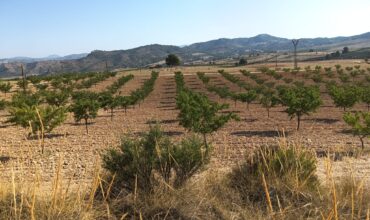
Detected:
[0,60,369,219]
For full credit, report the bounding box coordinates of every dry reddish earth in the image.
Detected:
[0,61,369,188]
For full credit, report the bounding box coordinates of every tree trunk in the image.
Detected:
[203,133,208,149]
[85,118,89,134]
[360,137,364,150]
[267,108,270,118]
[297,115,301,130]
[110,108,114,121]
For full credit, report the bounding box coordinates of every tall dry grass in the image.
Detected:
[0,139,369,219]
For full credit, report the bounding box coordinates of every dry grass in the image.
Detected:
[1,138,369,219]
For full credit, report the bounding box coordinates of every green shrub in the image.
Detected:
[0,99,7,110]
[361,86,370,110]
[69,99,100,134]
[260,89,279,118]
[176,89,238,146]
[43,90,70,107]
[229,144,318,209]
[236,90,257,110]
[7,105,67,139]
[10,92,40,108]
[343,111,370,149]
[328,85,361,111]
[279,86,322,130]
[0,82,12,96]
[172,135,208,187]
[339,73,350,83]
[102,125,208,193]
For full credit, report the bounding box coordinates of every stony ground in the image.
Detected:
[0,61,369,189]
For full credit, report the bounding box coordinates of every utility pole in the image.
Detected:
[292,39,299,69]
[21,64,26,92]
[275,52,278,69]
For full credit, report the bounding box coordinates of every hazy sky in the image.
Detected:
[1,0,369,58]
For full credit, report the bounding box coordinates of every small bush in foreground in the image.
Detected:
[102,125,209,193]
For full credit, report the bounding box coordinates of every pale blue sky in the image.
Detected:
[1,0,369,58]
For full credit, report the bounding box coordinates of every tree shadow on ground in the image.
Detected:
[0,124,12,129]
[221,110,242,114]
[160,101,175,105]
[338,129,353,135]
[157,105,176,109]
[27,133,72,140]
[163,91,176,95]
[0,156,13,163]
[304,118,339,124]
[242,118,258,123]
[66,122,96,126]
[146,119,178,125]
[135,131,183,137]
[231,130,289,138]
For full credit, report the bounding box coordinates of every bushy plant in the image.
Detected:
[0,99,7,110]
[237,90,257,110]
[99,92,121,120]
[34,83,48,91]
[102,125,208,193]
[328,85,361,111]
[260,89,279,118]
[0,82,12,96]
[176,89,238,146]
[279,86,322,130]
[69,99,100,134]
[343,111,370,149]
[7,104,67,143]
[43,90,70,107]
[229,144,318,209]
[361,86,370,110]
[10,92,40,108]
[16,79,28,92]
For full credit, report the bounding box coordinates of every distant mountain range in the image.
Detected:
[0,53,88,64]
[1,32,369,77]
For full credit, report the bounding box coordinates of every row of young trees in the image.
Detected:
[200,71,322,130]
[222,68,370,148]
[1,71,159,153]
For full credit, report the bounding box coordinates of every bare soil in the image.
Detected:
[0,60,369,188]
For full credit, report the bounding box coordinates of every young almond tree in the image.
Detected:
[260,89,279,118]
[98,92,121,120]
[117,96,132,114]
[0,99,7,110]
[176,90,238,147]
[0,82,13,97]
[236,90,257,110]
[7,105,67,153]
[279,86,322,130]
[328,85,361,111]
[343,111,370,149]
[70,99,100,134]
[43,90,70,107]
[361,87,370,111]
